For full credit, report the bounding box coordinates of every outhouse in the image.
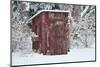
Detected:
[29,10,70,55]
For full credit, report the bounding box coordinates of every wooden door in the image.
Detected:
[48,19,69,55]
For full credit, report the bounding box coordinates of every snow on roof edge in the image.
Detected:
[26,10,70,23]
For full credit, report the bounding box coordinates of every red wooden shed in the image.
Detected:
[29,10,70,55]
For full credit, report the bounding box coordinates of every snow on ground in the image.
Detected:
[12,48,95,66]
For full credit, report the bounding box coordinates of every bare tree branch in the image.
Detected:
[81,6,90,17]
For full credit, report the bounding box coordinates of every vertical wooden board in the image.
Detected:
[40,12,46,54]
[32,19,35,32]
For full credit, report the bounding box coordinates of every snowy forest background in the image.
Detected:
[11,1,96,53]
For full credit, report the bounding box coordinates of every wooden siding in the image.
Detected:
[32,11,70,55]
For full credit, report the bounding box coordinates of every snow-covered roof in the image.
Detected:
[26,10,69,23]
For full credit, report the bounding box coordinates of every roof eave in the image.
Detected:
[26,10,70,23]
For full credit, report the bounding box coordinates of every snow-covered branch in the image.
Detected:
[81,6,90,17]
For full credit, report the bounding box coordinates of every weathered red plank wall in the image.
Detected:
[32,11,70,55]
